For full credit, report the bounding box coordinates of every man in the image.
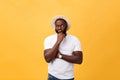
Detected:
[44,15,83,80]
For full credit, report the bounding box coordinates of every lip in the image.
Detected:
[58,30,62,32]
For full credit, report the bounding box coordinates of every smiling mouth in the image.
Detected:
[58,30,62,32]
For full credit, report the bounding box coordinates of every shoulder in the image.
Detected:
[44,34,57,41]
[67,34,80,41]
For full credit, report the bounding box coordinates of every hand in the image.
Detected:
[57,33,65,44]
[56,50,61,58]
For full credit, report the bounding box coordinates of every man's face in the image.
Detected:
[55,19,67,34]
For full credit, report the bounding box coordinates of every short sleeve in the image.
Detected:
[73,38,82,51]
[44,37,52,50]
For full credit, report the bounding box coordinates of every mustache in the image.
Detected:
[55,29,67,34]
[55,27,67,34]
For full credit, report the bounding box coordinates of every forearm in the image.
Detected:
[44,42,60,63]
[61,52,83,64]
[44,33,66,63]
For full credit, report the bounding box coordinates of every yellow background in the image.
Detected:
[0,0,120,80]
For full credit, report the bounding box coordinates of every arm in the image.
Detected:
[44,42,60,63]
[58,51,83,64]
[44,33,65,63]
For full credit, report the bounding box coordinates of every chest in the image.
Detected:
[51,37,75,55]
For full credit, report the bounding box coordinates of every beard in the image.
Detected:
[55,27,67,34]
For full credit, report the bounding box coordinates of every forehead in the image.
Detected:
[55,19,66,24]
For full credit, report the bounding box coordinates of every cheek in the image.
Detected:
[63,27,67,31]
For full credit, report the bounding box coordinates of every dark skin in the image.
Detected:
[44,19,83,64]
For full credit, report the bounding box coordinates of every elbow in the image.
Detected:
[44,54,51,63]
[78,52,83,64]
[77,59,83,64]
[75,59,82,64]
[44,56,53,63]
[76,57,83,64]
[45,58,51,63]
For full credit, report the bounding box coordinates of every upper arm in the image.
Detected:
[44,48,51,55]
[73,51,83,64]
[44,48,52,63]
[73,51,82,57]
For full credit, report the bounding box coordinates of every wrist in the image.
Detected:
[56,41,61,45]
[58,54,62,59]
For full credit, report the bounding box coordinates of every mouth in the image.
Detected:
[58,30,62,33]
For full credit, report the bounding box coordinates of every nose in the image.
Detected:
[58,26,62,29]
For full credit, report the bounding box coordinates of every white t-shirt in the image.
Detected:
[44,34,82,79]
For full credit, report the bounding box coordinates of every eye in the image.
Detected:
[55,25,59,27]
[61,25,64,28]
